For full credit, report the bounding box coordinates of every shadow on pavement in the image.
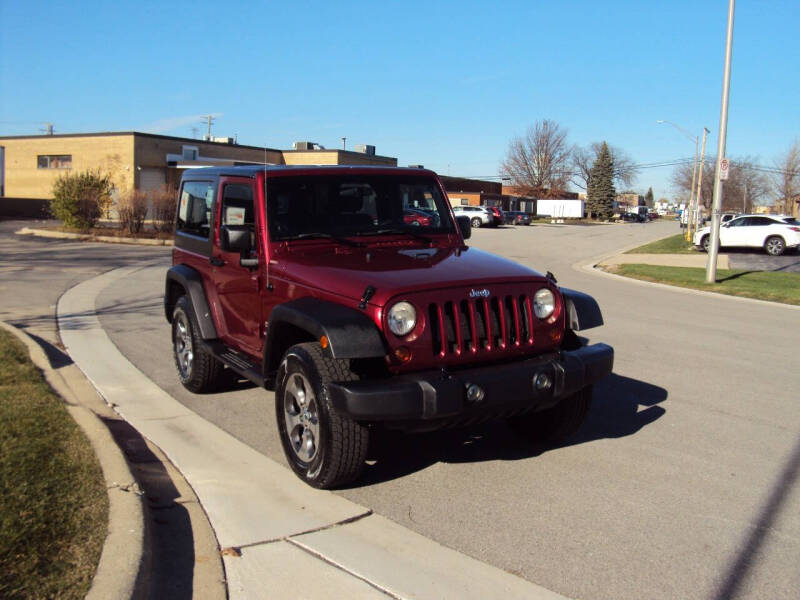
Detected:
[357,372,667,487]
[103,418,196,600]
[712,434,800,600]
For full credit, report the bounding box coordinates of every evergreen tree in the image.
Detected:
[645,187,654,207]
[587,142,616,219]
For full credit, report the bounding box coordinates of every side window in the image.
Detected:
[177,181,214,238]
[750,217,772,226]
[221,184,254,226]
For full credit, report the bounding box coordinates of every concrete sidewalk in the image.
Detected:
[597,252,730,269]
[57,266,570,599]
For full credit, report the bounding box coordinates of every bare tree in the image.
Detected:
[501,120,571,197]
[772,140,800,213]
[571,142,638,191]
[670,156,769,212]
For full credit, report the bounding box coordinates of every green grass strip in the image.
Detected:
[0,329,108,600]
[612,264,800,305]
[625,233,696,254]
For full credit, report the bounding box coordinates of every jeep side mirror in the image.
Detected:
[221,225,259,267]
[221,225,251,252]
[456,215,471,240]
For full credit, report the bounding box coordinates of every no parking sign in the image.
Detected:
[719,158,730,180]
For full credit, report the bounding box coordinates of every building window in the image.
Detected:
[37,155,72,169]
[182,146,199,161]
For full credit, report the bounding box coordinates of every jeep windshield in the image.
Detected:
[266,175,455,241]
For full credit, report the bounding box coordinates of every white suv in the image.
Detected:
[452,205,494,228]
[693,214,800,256]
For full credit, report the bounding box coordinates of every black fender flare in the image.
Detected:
[560,288,604,331]
[164,265,218,340]
[263,296,386,374]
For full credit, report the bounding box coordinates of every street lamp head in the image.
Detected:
[657,119,665,123]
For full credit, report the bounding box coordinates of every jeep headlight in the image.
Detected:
[387,301,416,336]
[533,289,556,319]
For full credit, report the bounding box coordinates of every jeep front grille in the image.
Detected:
[428,295,535,357]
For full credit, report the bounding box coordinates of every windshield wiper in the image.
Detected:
[357,228,433,244]
[281,232,362,247]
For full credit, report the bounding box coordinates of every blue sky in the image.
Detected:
[1,0,798,200]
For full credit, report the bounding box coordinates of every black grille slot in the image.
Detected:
[505,296,517,345]
[458,300,474,351]
[489,297,502,346]
[443,301,458,352]
[520,294,532,343]
[429,304,443,355]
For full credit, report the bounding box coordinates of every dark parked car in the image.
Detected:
[504,211,532,226]
[486,206,504,226]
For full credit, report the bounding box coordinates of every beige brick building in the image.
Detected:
[0,132,396,215]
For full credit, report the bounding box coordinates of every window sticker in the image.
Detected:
[226,206,246,225]
[179,191,189,222]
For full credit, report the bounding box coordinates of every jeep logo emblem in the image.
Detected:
[469,289,491,298]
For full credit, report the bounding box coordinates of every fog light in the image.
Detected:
[466,383,485,403]
[394,346,412,363]
[534,373,552,391]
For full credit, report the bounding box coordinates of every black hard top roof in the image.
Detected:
[180,164,435,179]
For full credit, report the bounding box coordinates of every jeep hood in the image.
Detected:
[277,244,547,307]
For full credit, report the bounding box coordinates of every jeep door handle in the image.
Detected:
[209,257,225,267]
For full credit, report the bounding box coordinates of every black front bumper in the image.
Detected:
[327,343,613,424]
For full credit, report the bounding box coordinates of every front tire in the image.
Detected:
[765,236,785,256]
[275,343,369,489]
[470,217,482,228]
[701,235,710,253]
[509,386,592,443]
[172,296,222,393]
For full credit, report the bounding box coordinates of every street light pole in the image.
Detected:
[706,0,736,284]
[657,120,698,239]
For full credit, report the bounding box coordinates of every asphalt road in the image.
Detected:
[2,219,799,599]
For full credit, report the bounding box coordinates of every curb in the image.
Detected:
[15,226,174,246]
[575,255,800,311]
[0,321,147,600]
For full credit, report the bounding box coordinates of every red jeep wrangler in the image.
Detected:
[165,166,613,488]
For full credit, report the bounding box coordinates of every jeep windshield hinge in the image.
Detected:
[359,285,376,310]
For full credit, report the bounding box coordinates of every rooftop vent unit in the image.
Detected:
[211,136,235,144]
[293,141,324,151]
[355,144,376,155]
[408,164,425,169]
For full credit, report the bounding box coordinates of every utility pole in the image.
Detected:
[200,115,215,140]
[743,182,747,213]
[693,128,710,232]
[657,120,698,240]
[706,0,736,284]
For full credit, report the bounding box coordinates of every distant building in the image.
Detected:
[616,192,645,213]
[0,132,396,216]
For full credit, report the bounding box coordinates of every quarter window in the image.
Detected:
[37,155,72,169]
[177,181,214,238]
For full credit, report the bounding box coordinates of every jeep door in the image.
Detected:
[212,178,263,356]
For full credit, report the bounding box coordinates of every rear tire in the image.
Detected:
[509,386,592,443]
[275,343,369,489]
[471,217,482,228]
[172,295,222,393]
[765,236,785,256]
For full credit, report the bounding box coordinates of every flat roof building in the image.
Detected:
[0,131,396,216]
